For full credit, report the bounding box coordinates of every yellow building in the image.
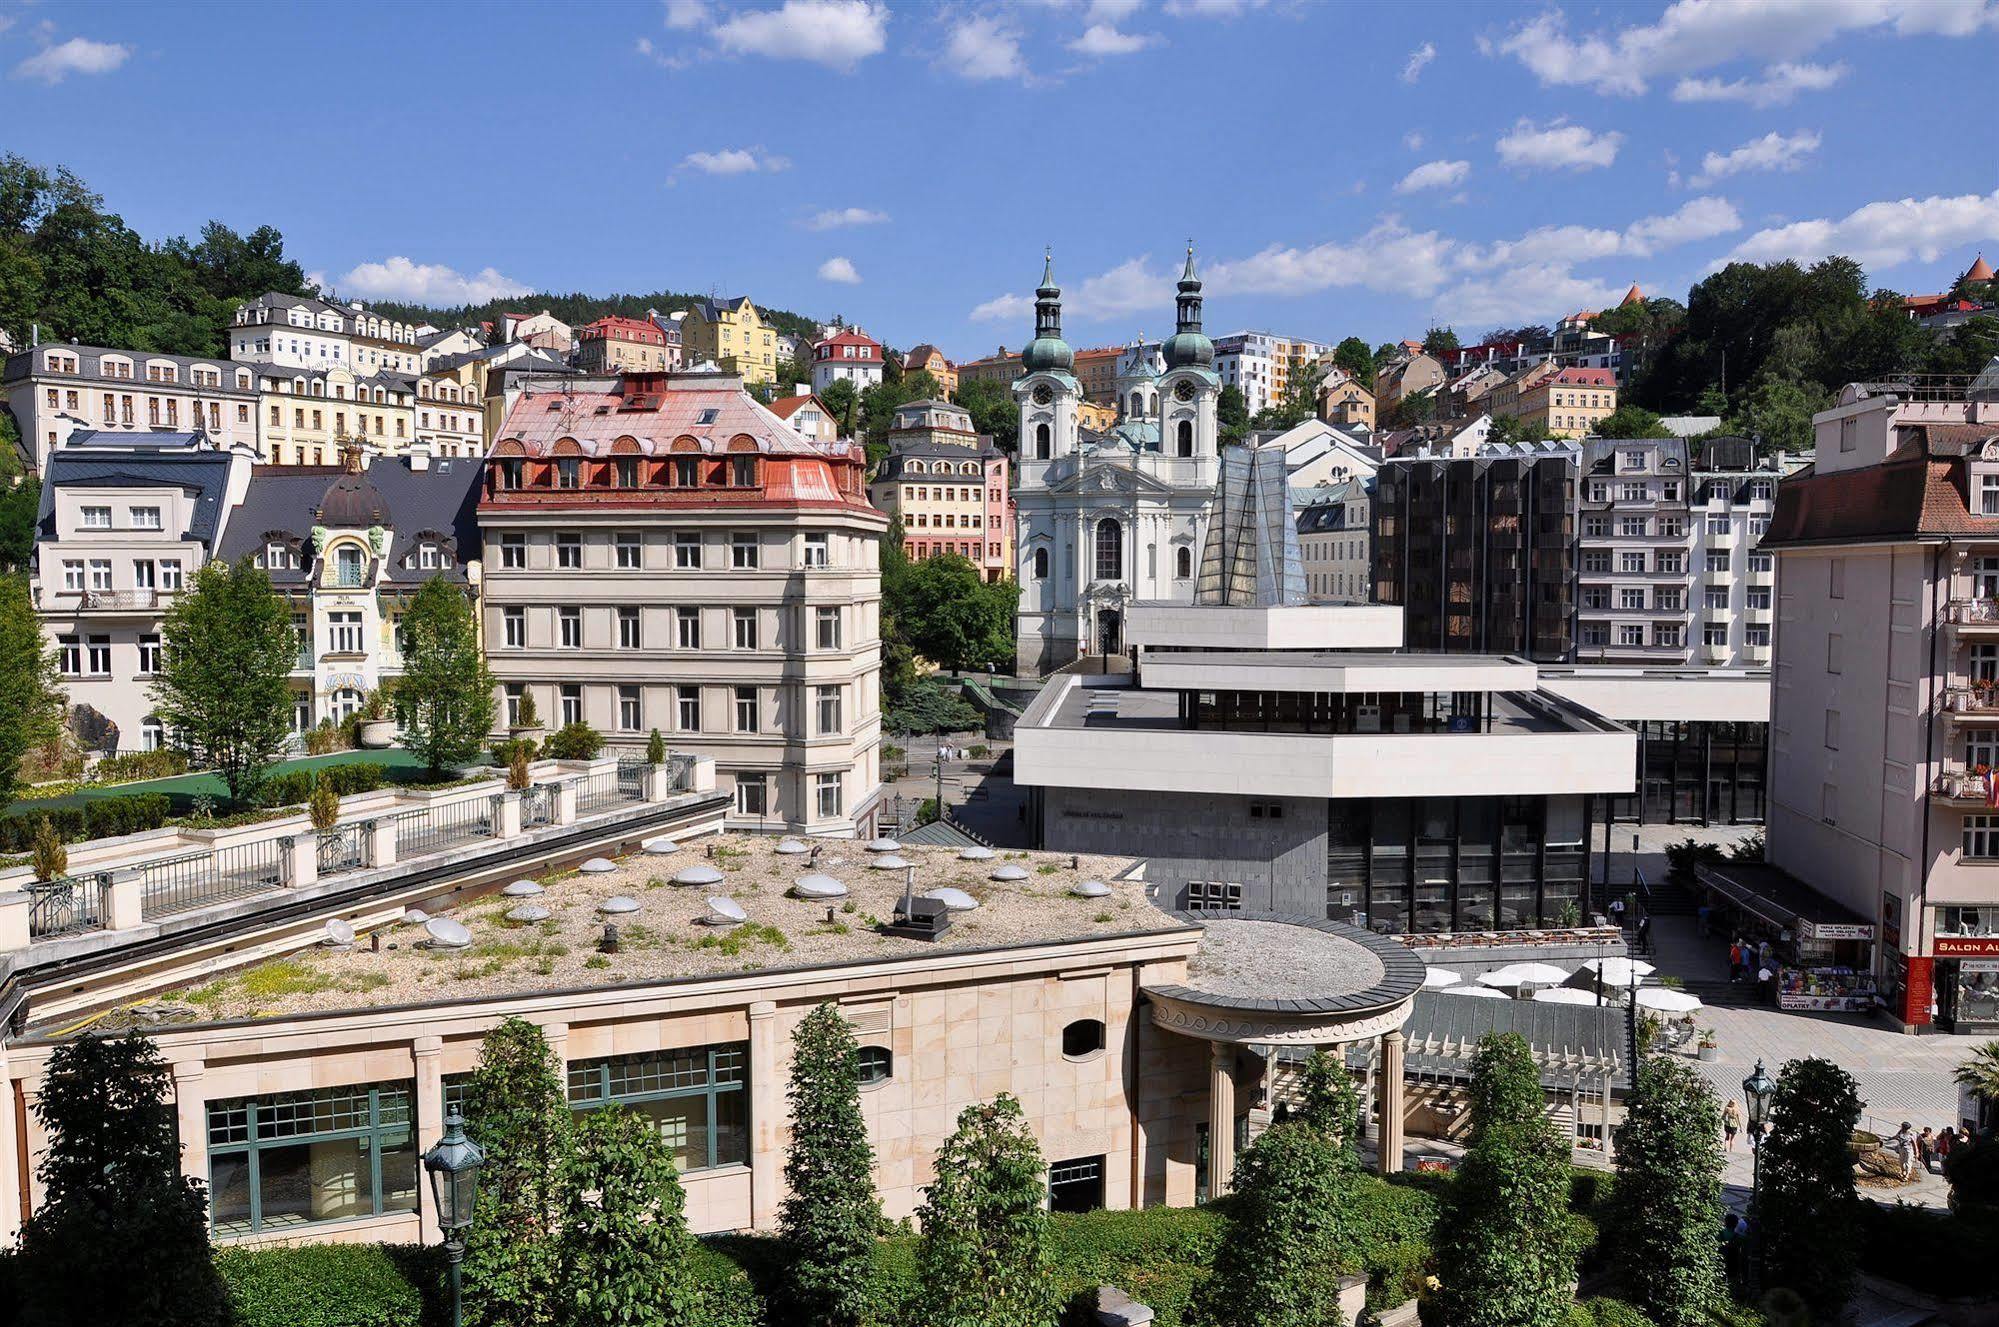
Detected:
[1316,374,1375,431]
[901,344,957,396]
[254,366,417,465]
[1078,400,1118,432]
[956,347,1022,389]
[681,296,779,384]
[1517,366,1617,438]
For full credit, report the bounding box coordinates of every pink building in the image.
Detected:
[867,398,1015,583]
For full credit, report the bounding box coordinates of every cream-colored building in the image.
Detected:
[681,297,779,385]
[231,293,426,376]
[1515,367,1617,439]
[867,399,1014,583]
[901,344,957,396]
[251,366,417,466]
[3,343,260,474]
[1316,372,1375,431]
[414,364,486,458]
[481,371,885,835]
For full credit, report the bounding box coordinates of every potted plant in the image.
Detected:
[510,688,545,742]
[507,743,533,793]
[356,686,397,749]
[30,815,67,884]
[646,728,667,766]
[1696,1029,1719,1062]
[308,774,340,833]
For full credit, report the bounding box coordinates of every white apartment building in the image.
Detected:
[230,293,427,376]
[3,343,260,474]
[1212,331,1334,415]
[480,371,886,836]
[30,431,255,752]
[1296,478,1370,604]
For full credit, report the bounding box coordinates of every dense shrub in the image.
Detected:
[258,762,389,808]
[1942,1131,1999,1216]
[0,792,174,851]
[217,1243,441,1327]
[1664,838,1725,888]
[1564,1298,1657,1327]
[1858,1200,1999,1300]
[87,748,187,785]
[542,722,604,761]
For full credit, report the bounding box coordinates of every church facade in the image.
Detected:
[1013,252,1220,674]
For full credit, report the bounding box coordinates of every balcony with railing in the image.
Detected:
[1932,766,1997,807]
[1944,686,1999,723]
[1948,598,1999,635]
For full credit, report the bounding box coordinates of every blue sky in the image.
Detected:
[5,0,1998,359]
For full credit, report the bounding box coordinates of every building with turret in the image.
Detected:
[1012,251,1219,673]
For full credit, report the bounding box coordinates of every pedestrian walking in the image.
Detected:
[1889,1121,1916,1181]
[1728,939,1744,983]
[1918,1126,1936,1174]
[1938,1126,1960,1169]
[1696,902,1712,937]
[1722,1098,1742,1151]
[1609,895,1626,928]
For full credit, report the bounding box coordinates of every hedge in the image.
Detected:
[217,1243,442,1327]
[258,762,390,809]
[0,792,174,854]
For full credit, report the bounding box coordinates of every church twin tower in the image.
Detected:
[1011,249,1223,674]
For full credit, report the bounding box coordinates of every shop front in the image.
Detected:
[1934,906,1999,1032]
[1696,862,1878,1015]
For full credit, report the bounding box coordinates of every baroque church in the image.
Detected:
[1013,249,1220,674]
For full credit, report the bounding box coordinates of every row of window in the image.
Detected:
[39,353,249,388]
[73,504,161,531]
[45,389,238,430]
[494,530,832,571]
[500,604,843,653]
[905,512,986,529]
[503,681,850,737]
[57,557,184,594]
[909,541,1002,561]
[1579,622,1770,649]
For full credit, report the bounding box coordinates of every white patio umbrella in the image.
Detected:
[1476,962,1572,988]
[1635,987,1704,1014]
[1421,968,1464,989]
[1531,987,1602,1006]
[1576,956,1656,986]
[1445,985,1510,999]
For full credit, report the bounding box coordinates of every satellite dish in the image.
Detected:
[924,887,979,912]
[424,918,472,949]
[322,918,356,948]
[502,880,544,897]
[958,845,996,861]
[674,864,725,887]
[642,836,681,855]
[990,864,1030,882]
[774,837,811,855]
[794,873,848,899]
[401,907,430,925]
[598,895,641,915]
[865,837,902,853]
[1071,879,1112,898]
[705,896,748,926]
[870,854,911,870]
[579,857,618,874]
[506,903,551,924]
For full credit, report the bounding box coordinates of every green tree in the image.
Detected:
[0,413,27,483]
[952,375,1019,454]
[1728,376,1827,454]
[1198,1122,1351,1327]
[461,1017,575,1327]
[395,575,498,775]
[1956,1040,1999,1115]
[16,1032,227,1327]
[561,1107,701,1327]
[1594,405,1672,439]
[1752,1058,1861,1320]
[1332,337,1375,383]
[1383,387,1438,430]
[781,1004,883,1327]
[1424,326,1461,356]
[859,370,944,448]
[149,558,296,807]
[1435,1033,1577,1327]
[0,572,64,805]
[1294,1047,1363,1164]
[887,552,1017,672]
[915,1094,1056,1327]
[1610,1058,1727,1327]
[886,677,982,736]
[0,477,43,571]
[819,378,860,437]
[1217,383,1250,445]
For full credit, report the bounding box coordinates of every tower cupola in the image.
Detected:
[1021,250,1074,375]
[1161,245,1214,371]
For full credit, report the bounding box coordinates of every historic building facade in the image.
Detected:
[1012,253,1218,673]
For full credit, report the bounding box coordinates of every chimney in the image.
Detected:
[407,437,433,472]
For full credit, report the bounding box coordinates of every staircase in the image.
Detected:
[1679,978,1762,1010]
[1641,873,1699,917]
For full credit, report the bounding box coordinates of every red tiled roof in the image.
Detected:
[814,329,880,352]
[767,393,825,421]
[1764,424,1999,547]
[1550,367,1615,387]
[491,375,863,463]
[582,315,665,342]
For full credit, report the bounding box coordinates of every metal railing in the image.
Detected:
[519,783,555,828]
[579,760,648,813]
[316,822,370,875]
[394,797,494,858]
[28,872,108,939]
[661,753,698,792]
[616,756,647,799]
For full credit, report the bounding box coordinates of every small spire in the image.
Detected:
[1040,247,1056,290]
[1182,242,1199,284]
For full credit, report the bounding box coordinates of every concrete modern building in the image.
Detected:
[810,329,884,395]
[1753,374,1999,1031]
[4,342,260,474]
[479,370,886,836]
[217,446,485,733]
[1013,252,1218,672]
[867,399,1013,583]
[1213,332,1335,416]
[31,430,255,753]
[230,294,427,376]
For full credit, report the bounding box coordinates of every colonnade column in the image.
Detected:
[748,1001,781,1231]
[1377,1030,1405,1177]
[1208,1041,1236,1197]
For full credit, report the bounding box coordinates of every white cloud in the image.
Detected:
[1161,0,1267,13]
[1396,159,1470,194]
[1435,265,1635,326]
[1401,41,1436,82]
[942,14,1026,80]
[1495,1,1996,97]
[711,0,886,70]
[12,36,133,84]
[1672,60,1846,107]
[329,258,533,306]
[818,256,862,284]
[1403,130,1424,151]
[662,0,710,28]
[1209,223,1460,299]
[1495,118,1623,171]
[1720,187,1999,269]
[967,255,1176,325]
[678,147,789,175]
[805,206,890,230]
[1455,197,1741,271]
[1086,0,1144,21]
[0,16,14,35]
[970,293,1033,324]
[1689,130,1821,188]
[1069,23,1159,55]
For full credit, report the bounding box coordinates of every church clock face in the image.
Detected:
[1032,384,1053,405]
[1173,380,1197,402]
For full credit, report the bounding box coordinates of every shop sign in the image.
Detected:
[1935,935,1999,956]
[1778,992,1875,1012]
[1803,921,1875,941]
[1902,956,1934,1026]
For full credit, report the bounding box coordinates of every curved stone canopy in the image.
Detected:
[1146,910,1424,1046]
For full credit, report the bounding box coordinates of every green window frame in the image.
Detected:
[566,1042,748,1172]
[206,1081,417,1236]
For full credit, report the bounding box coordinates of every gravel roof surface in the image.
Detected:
[156,836,1167,1023]
[1183,918,1386,1002]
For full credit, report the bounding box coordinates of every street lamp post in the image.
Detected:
[423,1109,487,1327]
[1740,1059,1776,1296]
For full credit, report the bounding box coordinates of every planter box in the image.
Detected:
[357,719,397,749]
[1698,1045,1720,1062]
[392,779,504,807]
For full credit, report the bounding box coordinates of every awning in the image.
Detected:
[1696,862,1876,942]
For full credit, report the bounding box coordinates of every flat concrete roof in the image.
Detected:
[147,836,1172,1024]
[1139,650,1539,696]
[1038,679,1595,737]
[1146,910,1424,1018]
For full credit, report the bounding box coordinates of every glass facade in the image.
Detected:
[207,1081,418,1235]
[1328,795,1588,934]
[567,1043,748,1172]
[1605,721,1766,825]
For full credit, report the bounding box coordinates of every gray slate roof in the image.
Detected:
[216,457,485,585]
[37,434,234,548]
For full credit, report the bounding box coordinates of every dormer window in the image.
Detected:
[417,543,442,570]
[556,458,580,489]
[265,541,293,570]
[1979,469,1999,517]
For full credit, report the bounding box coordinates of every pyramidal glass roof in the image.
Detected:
[1195,444,1306,607]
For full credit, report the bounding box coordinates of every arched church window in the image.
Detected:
[1129,391,1143,417]
[1094,518,1122,582]
[1033,547,1049,579]
[1176,419,1194,457]
[1035,422,1050,459]
[1176,546,1192,579]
